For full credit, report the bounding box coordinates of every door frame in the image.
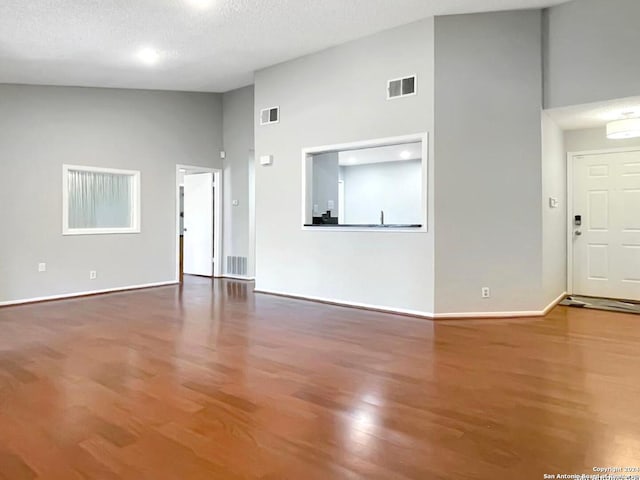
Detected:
[566,146,640,295]
[175,164,223,281]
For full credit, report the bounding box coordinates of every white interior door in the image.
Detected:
[573,150,640,300]
[183,172,213,276]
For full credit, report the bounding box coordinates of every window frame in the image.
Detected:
[62,164,141,236]
[301,132,428,233]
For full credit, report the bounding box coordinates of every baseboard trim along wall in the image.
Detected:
[0,281,179,308]
[432,291,567,319]
[254,289,435,319]
[221,275,256,281]
[543,292,568,315]
[254,289,568,320]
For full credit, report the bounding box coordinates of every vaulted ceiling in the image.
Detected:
[0,0,568,92]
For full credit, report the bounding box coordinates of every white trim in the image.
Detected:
[254,288,434,318]
[543,291,567,315]
[254,289,567,319]
[222,275,255,281]
[0,281,177,307]
[566,146,640,295]
[300,226,424,233]
[300,132,428,232]
[433,311,542,319]
[62,164,141,235]
[386,74,417,100]
[567,151,574,295]
[248,150,256,278]
[175,165,223,281]
[435,291,567,318]
[259,106,280,125]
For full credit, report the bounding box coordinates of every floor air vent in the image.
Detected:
[226,256,247,276]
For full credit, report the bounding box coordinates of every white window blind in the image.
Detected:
[62,165,140,235]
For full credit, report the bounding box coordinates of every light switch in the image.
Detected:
[260,155,273,166]
[327,200,335,210]
[549,197,559,209]
[232,199,239,206]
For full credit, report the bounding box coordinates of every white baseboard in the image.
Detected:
[0,281,178,307]
[1,282,567,320]
[432,292,567,319]
[542,291,568,315]
[221,275,255,281]
[254,289,568,320]
[254,288,434,318]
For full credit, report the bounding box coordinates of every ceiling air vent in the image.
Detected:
[387,75,417,100]
[260,106,279,125]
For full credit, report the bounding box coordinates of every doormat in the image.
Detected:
[559,295,640,314]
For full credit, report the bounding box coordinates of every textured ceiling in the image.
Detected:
[547,96,640,131]
[0,0,568,93]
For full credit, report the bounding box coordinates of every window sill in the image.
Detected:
[302,224,425,233]
[63,228,141,236]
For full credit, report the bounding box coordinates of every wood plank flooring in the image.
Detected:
[1,276,639,479]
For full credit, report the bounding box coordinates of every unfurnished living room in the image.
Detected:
[1,0,640,478]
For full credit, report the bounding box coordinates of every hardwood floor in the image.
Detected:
[1,277,639,479]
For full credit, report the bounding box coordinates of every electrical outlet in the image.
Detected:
[481,287,490,299]
[38,263,46,272]
[89,270,97,280]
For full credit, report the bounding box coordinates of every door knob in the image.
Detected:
[575,230,582,236]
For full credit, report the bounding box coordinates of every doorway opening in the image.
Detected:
[176,165,222,282]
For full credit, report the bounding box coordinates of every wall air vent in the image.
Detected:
[226,256,247,276]
[260,106,279,125]
[387,75,417,99]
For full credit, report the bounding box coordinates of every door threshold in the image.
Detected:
[560,295,640,314]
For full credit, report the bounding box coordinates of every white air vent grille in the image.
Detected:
[226,256,247,276]
[260,106,279,125]
[387,75,417,99]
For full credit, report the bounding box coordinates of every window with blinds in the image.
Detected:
[62,165,141,235]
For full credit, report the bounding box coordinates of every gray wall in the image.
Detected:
[565,127,640,153]
[0,84,223,303]
[254,18,435,315]
[544,0,640,108]
[434,10,544,313]
[312,152,339,217]
[222,85,255,276]
[541,112,567,305]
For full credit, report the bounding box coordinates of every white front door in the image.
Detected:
[183,172,213,277]
[573,149,640,300]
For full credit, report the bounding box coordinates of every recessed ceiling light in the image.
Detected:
[137,47,161,66]
[400,150,411,159]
